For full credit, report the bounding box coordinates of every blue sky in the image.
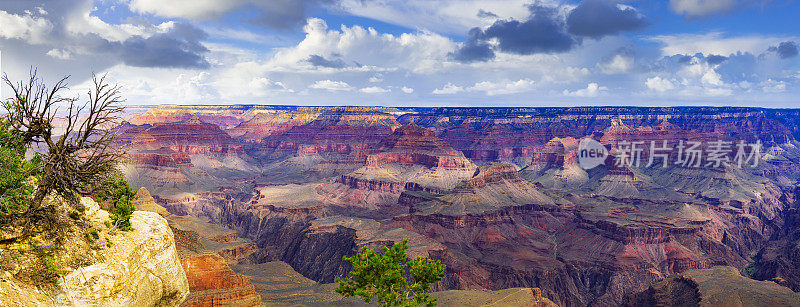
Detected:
[1,0,799,107]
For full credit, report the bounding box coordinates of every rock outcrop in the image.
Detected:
[624,266,800,307]
[133,187,263,307]
[180,254,261,307]
[0,198,190,307]
[226,111,319,142]
[60,210,190,306]
[327,123,476,207]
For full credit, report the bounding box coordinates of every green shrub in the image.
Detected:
[92,173,137,231]
[69,211,80,220]
[89,229,99,240]
[0,116,40,219]
[336,238,446,307]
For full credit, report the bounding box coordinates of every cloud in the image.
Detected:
[119,23,210,68]
[127,0,334,29]
[598,53,634,74]
[646,54,744,97]
[706,54,727,65]
[359,86,390,93]
[649,33,795,56]
[249,77,290,92]
[485,5,577,55]
[467,78,535,95]
[0,9,52,43]
[761,79,786,93]
[173,72,219,101]
[768,41,799,59]
[453,2,650,63]
[566,0,649,38]
[432,83,464,94]
[563,82,606,97]
[401,86,414,93]
[645,76,676,92]
[266,18,455,74]
[46,48,71,60]
[668,0,737,18]
[450,27,495,62]
[309,80,353,91]
[477,9,498,19]
[338,0,532,36]
[368,74,383,83]
[307,54,347,68]
[452,5,578,62]
[0,1,210,72]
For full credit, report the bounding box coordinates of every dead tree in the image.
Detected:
[2,69,125,211]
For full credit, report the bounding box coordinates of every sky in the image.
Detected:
[0,0,799,107]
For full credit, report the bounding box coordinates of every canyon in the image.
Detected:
[117,105,800,306]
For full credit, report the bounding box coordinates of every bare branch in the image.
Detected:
[4,68,127,209]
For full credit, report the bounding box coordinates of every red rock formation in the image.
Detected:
[332,122,475,199]
[226,111,318,141]
[401,107,796,162]
[180,254,262,307]
[146,116,240,154]
[131,108,193,126]
[116,105,800,307]
[130,151,191,167]
[261,107,399,155]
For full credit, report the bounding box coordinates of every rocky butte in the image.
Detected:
[107,106,800,306]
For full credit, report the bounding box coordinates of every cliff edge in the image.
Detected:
[0,197,190,306]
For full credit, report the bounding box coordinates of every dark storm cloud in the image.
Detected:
[450,28,495,63]
[566,0,649,38]
[768,41,799,59]
[118,23,210,69]
[452,5,578,62]
[453,2,649,63]
[485,6,578,54]
[306,54,347,68]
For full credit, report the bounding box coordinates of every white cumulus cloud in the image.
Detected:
[0,10,53,43]
[432,83,464,95]
[563,83,607,97]
[46,49,72,60]
[467,78,535,95]
[309,80,353,91]
[645,77,676,92]
[359,86,390,93]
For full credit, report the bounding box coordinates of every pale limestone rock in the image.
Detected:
[0,197,189,306]
[58,209,189,306]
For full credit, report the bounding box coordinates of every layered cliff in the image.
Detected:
[226,110,319,142]
[330,123,476,204]
[253,107,402,184]
[133,187,263,307]
[115,105,800,307]
[399,107,797,162]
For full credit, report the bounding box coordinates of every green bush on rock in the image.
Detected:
[335,238,446,307]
